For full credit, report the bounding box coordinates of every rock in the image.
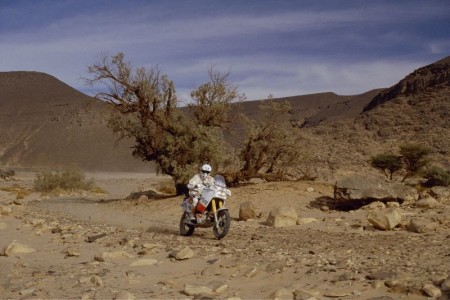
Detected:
[94,250,134,262]
[142,243,164,250]
[268,288,293,300]
[367,208,402,230]
[306,187,314,192]
[266,261,285,273]
[169,246,194,260]
[239,201,257,221]
[296,218,318,225]
[2,241,36,256]
[266,207,298,227]
[62,247,80,257]
[422,283,442,298]
[129,258,158,267]
[0,205,13,216]
[362,201,386,210]
[334,173,416,203]
[293,289,317,300]
[183,284,213,296]
[441,275,450,291]
[415,196,439,209]
[430,186,450,202]
[247,178,266,184]
[114,291,136,300]
[90,275,103,286]
[408,218,438,233]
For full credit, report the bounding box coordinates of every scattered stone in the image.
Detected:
[408,218,438,233]
[415,197,439,209]
[296,218,318,225]
[62,247,80,257]
[183,284,213,296]
[441,275,450,291]
[129,258,158,267]
[114,291,136,300]
[169,246,194,260]
[94,250,134,262]
[244,267,258,278]
[323,288,353,297]
[0,205,13,216]
[268,288,293,300]
[239,201,257,221]
[142,243,164,250]
[293,289,317,300]
[430,186,450,202]
[266,261,285,273]
[362,201,386,210]
[266,207,298,227]
[422,283,442,298]
[90,275,104,286]
[86,233,107,243]
[2,241,36,256]
[19,288,35,296]
[367,207,402,230]
[306,187,314,192]
[366,270,397,280]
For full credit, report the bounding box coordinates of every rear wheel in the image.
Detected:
[213,210,231,239]
[180,212,195,236]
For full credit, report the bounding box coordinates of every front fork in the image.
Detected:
[211,199,223,229]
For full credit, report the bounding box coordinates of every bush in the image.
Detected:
[33,170,95,193]
[423,166,450,187]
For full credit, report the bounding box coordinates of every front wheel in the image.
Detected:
[180,212,195,236]
[213,210,231,239]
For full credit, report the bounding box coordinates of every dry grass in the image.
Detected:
[0,184,32,200]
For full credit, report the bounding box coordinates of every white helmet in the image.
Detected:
[200,164,212,179]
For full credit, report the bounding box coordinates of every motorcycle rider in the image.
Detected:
[187,164,215,220]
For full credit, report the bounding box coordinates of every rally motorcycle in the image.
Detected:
[180,174,232,239]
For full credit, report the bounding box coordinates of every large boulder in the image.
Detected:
[367,207,402,230]
[334,173,416,204]
[239,201,257,221]
[266,207,297,227]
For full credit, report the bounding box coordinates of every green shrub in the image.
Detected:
[370,154,402,180]
[33,170,95,193]
[423,166,450,187]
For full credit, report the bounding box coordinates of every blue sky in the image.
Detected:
[1,0,449,102]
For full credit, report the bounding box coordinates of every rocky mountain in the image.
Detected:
[0,55,448,177]
[302,56,450,180]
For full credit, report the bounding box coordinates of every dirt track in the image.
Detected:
[1,172,449,299]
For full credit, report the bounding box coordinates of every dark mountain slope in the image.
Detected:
[0,72,151,172]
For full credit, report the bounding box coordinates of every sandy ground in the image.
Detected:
[1,171,449,299]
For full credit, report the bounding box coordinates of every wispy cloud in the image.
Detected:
[1,0,449,101]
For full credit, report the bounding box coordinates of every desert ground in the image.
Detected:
[1,171,449,300]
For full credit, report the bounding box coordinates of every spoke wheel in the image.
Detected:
[213,210,231,239]
[179,212,195,236]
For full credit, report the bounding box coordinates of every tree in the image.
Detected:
[239,96,305,180]
[370,143,432,183]
[370,154,403,180]
[86,53,242,194]
[399,143,431,182]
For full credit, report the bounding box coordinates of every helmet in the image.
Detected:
[200,164,212,179]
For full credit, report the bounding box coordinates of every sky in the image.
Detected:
[1,0,449,103]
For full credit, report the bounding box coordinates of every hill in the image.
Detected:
[301,56,450,180]
[0,55,448,179]
[0,72,151,172]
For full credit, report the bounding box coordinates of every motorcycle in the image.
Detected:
[180,174,232,239]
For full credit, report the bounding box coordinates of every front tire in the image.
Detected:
[213,210,231,239]
[180,212,195,236]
